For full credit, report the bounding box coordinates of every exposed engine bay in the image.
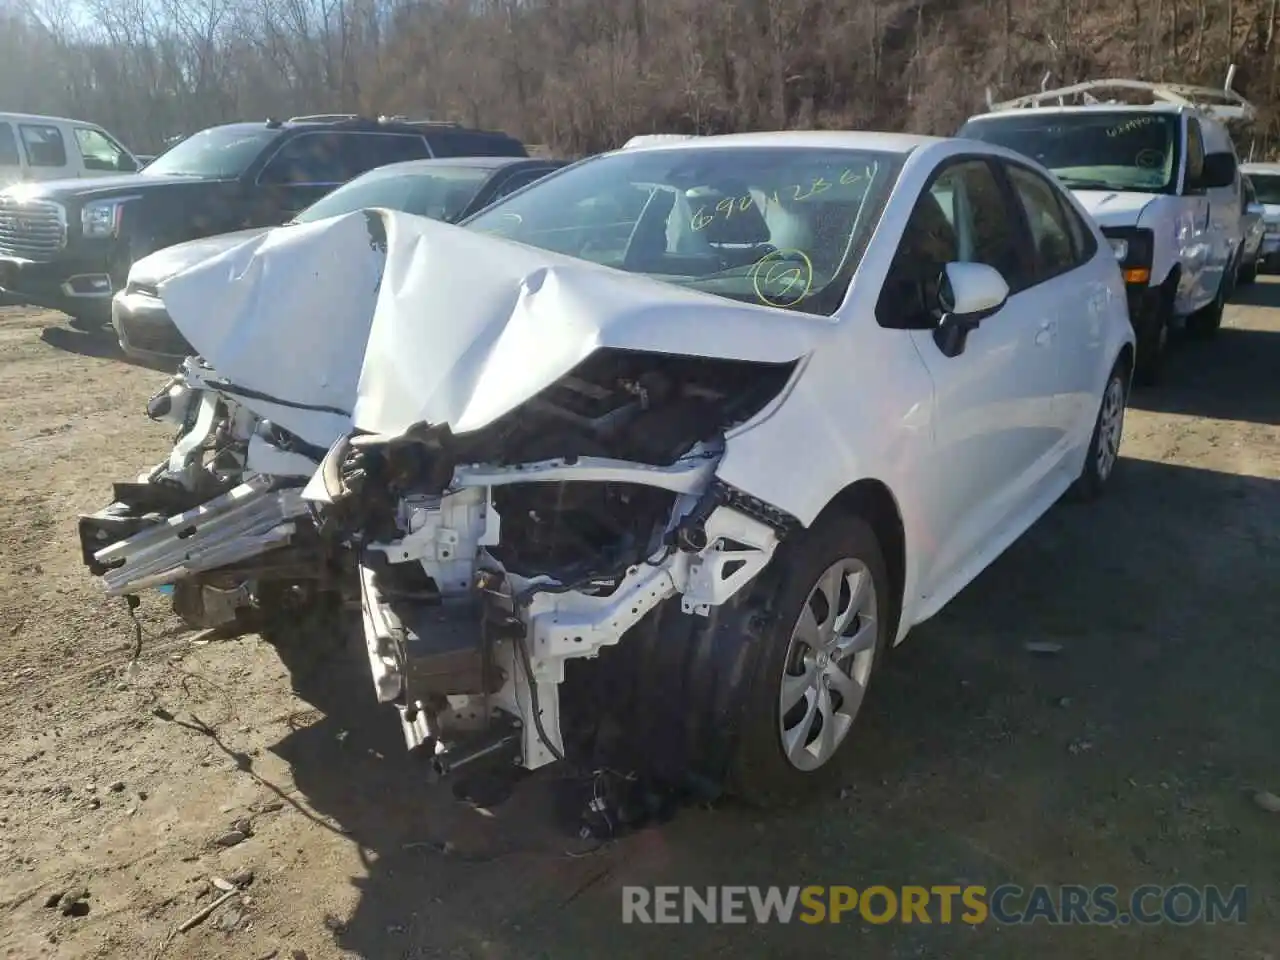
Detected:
[79,346,802,800]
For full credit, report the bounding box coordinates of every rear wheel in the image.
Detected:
[730,510,891,805]
[1071,358,1129,501]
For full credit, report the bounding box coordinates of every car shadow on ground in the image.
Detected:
[1126,285,1280,426]
[259,451,1279,959]
[40,322,125,361]
[40,322,179,373]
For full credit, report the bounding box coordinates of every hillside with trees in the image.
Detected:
[2,0,1279,157]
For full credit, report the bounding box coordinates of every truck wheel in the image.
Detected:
[729,510,891,805]
[1132,275,1175,387]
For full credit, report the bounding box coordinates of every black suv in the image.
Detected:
[0,115,526,325]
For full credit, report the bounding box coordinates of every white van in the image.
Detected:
[958,72,1253,384]
[0,112,142,188]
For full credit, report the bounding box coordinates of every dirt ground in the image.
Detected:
[0,290,1277,960]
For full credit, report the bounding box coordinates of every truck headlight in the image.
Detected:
[1107,238,1129,262]
[80,198,134,238]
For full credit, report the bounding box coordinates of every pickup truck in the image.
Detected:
[0,114,526,327]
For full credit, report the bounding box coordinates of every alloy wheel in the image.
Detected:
[777,558,879,771]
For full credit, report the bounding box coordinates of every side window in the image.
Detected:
[1243,176,1257,212]
[1185,119,1206,188]
[875,159,1020,329]
[428,132,524,159]
[489,168,549,203]
[1005,164,1078,282]
[1057,194,1098,264]
[74,128,130,172]
[350,133,430,171]
[0,123,18,166]
[259,133,356,185]
[19,124,67,168]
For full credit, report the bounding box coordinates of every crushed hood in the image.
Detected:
[1070,190,1156,229]
[157,209,819,446]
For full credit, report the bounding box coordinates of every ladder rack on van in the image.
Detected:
[985,65,1257,123]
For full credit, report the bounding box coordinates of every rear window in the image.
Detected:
[19,124,68,168]
[0,124,18,166]
[428,131,527,158]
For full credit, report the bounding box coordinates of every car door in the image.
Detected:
[1241,176,1265,258]
[255,132,362,222]
[71,126,138,175]
[1178,116,1214,311]
[1000,160,1106,442]
[880,156,1060,597]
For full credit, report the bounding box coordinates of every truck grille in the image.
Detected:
[0,198,67,260]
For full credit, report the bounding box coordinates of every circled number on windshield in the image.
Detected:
[750,249,814,307]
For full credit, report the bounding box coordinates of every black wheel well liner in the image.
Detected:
[1117,342,1136,381]
[556,478,909,796]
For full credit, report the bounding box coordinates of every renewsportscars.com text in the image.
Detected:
[621,884,1248,925]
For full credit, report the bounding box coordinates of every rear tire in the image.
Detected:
[1071,359,1129,501]
[730,510,891,806]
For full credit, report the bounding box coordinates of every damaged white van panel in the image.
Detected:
[82,132,1138,801]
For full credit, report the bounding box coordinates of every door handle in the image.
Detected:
[1034,319,1054,346]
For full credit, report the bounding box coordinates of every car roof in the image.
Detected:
[966,102,1186,123]
[1241,161,1280,174]
[0,111,101,126]
[196,119,522,138]
[354,157,564,178]
[614,130,945,155]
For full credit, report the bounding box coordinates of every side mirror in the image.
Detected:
[117,154,139,173]
[932,261,1009,358]
[1200,152,1237,190]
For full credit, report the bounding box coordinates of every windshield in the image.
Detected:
[143,126,279,179]
[462,146,903,315]
[959,112,1180,194]
[1249,173,1280,205]
[295,165,493,224]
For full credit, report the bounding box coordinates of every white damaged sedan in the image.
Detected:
[79,132,1134,809]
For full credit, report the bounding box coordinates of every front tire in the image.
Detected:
[1071,359,1129,501]
[1239,256,1258,285]
[730,510,891,805]
[1132,276,1174,387]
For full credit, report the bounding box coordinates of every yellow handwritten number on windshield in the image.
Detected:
[689,165,878,231]
[750,249,814,307]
